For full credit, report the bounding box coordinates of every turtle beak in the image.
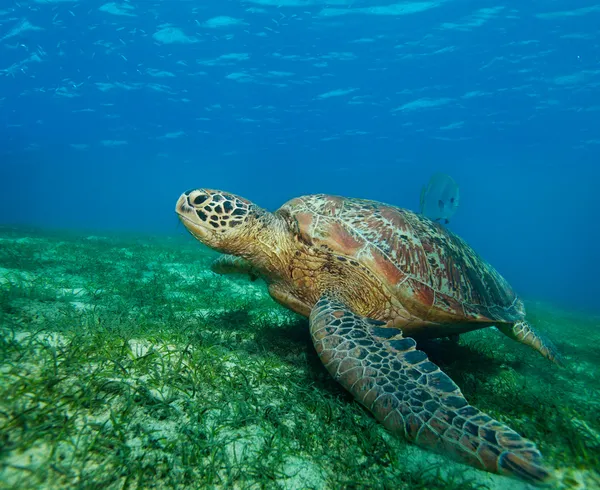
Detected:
[176,192,210,242]
[175,193,192,216]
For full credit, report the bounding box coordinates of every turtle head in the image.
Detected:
[176,188,274,256]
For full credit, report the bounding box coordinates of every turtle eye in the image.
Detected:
[187,190,211,208]
[193,194,209,205]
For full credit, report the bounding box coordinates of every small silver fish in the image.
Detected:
[419,173,459,224]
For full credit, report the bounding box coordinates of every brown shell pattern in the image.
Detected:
[279,194,525,323]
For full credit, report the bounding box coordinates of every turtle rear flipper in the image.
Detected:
[497,321,563,366]
[309,293,553,484]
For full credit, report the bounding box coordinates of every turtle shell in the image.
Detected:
[278,194,525,323]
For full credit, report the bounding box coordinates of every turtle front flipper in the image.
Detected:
[210,254,260,281]
[309,293,553,484]
[497,321,562,366]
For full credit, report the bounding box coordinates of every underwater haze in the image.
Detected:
[2,2,600,490]
[1,1,599,311]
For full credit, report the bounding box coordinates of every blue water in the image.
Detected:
[0,1,598,311]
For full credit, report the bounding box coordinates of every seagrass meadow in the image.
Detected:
[0,226,598,490]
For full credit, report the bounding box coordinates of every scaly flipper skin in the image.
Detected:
[211,255,261,281]
[309,293,553,484]
[497,321,563,366]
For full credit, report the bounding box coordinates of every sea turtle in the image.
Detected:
[176,189,561,483]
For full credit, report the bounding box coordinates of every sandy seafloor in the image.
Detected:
[0,226,598,490]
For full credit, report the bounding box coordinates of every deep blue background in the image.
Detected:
[1,1,598,311]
